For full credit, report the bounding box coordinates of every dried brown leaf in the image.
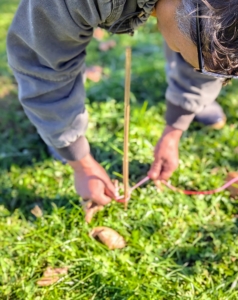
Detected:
[85,66,103,82]
[37,267,68,286]
[31,205,43,218]
[90,227,126,250]
[37,277,59,286]
[99,40,116,52]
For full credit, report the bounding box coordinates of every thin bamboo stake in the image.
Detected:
[123,47,131,210]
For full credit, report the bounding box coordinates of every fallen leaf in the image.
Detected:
[82,200,104,224]
[90,227,126,250]
[85,66,103,82]
[226,172,238,197]
[99,40,116,52]
[93,27,105,41]
[37,277,59,287]
[37,267,68,286]
[31,205,43,218]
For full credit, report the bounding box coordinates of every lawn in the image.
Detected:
[1,1,238,299]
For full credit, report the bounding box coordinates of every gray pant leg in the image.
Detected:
[164,43,223,130]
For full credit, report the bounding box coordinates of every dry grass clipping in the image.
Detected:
[31,205,43,218]
[37,267,68,287]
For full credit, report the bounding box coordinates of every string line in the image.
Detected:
[115,176,238,203]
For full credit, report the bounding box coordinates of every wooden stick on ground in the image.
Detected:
[123,47,132,210]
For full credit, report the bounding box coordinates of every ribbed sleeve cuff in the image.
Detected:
[53,136,90,161]
[165,101,195,131]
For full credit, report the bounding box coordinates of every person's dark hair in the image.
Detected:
[176,0,238,79]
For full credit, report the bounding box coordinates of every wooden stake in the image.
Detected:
[123,47,131,210]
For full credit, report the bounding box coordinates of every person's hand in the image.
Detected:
[148,125,182,181]
[68,154,117,206]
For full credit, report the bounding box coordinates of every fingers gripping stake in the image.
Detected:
[123,47,132,210]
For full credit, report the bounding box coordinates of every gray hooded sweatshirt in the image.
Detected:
[7,0,196,161]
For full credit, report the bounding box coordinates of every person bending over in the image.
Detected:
[7,0,238,206]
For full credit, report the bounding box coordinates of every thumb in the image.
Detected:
[148,159,162,180]
[93,192,112,206]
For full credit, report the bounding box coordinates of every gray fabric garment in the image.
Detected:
[164,43,223,131]
[7,0,224,161]
[7,0,156,161]
[100,0,157,34]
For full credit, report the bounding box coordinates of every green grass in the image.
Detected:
[1,1,238,299]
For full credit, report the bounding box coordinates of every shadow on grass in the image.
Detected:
[1,126,237,216]
[0,184,79,220]
[226,158,238,169]
[0,92,152,173]
[0,91,49,170]
[0,146,150,221]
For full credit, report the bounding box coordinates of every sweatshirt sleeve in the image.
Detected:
[7,0,112,161]
[165,101,196,131]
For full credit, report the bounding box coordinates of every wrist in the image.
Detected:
[161,125,183,143]
[68,153,93,172]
